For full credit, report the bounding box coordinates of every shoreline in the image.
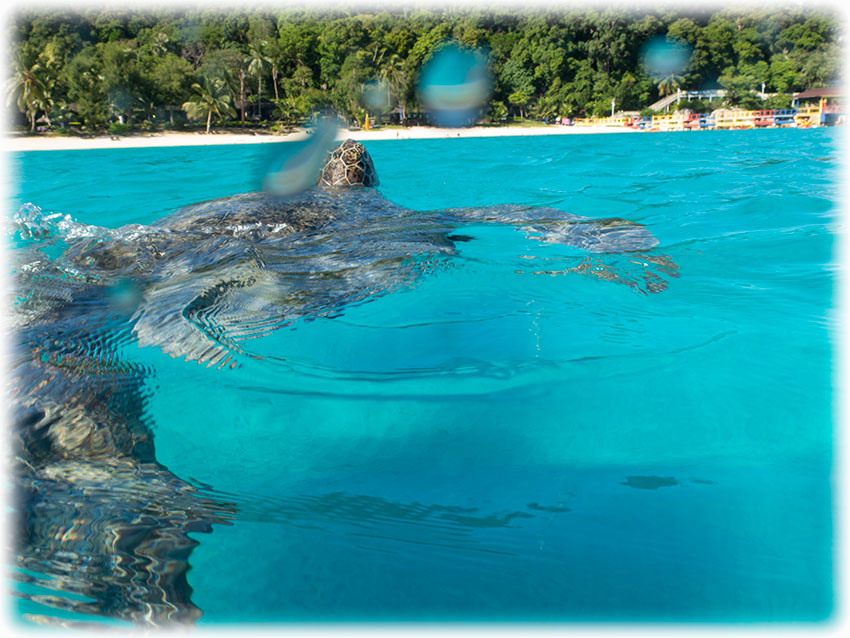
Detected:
[4,124,639,152]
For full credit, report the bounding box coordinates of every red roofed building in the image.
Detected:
[792,87,842,106]
[792,87,843,126]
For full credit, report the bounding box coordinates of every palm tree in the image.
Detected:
[265,40,282,102]
[272,96,302,125]
[238,67,248,122]
[657,72,684,98]
[133,94,159,127]
[182,76,235,134]
[6,54,51,132]
[380,54,407,123]
[247,42,272,119]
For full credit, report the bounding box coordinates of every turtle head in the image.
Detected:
[316,139,379,189]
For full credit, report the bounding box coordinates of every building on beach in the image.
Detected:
[792,87,843,126]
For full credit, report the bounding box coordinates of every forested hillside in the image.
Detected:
[7,5,843,133]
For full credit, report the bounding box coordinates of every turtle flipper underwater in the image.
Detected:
[8,272,235,627]
[441,203,680,293]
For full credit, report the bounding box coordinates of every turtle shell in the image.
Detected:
[316,139,379,187]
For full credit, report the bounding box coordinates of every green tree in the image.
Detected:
[769,53,799,93]
[613,71,651,111]
[719,60,768,104]
[380,53,407,121]
[247,41,271,118]
[500,57,534,116]
[149,53,193,123]
[265,39,282,101]
[507,91,530,118]
[6,6,845,134]
[60,46,108,128]
[562,57,595,117]
[277,21,319,78]
[777,16,834,52]
[198,47,247,121]
[98,39,148,125]
[182,75,235,133]
[702,15,737,76]
[6,53,52,132]
[488,100,508,121]
[333,50,374,122]
[657,71,683,97]
[798,43,841,88]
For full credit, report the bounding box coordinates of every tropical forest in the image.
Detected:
[6,4,844,134]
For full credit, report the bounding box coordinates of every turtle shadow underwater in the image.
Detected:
[7,140,679,626]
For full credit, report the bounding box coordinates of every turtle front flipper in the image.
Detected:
[528,216,660,253]
[441,204,678,293]
[442,204,660,252]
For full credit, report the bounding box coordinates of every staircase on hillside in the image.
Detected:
[648,89,728,113]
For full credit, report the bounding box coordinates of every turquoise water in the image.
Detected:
[8,129,838,623]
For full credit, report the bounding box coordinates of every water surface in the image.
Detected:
[8,128,837,624]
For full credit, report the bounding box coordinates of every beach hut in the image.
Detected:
[792,87,842,109]
[650,113,673,131]
[792,87,843,127]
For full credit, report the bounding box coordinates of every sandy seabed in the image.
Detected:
[4,124,639,152]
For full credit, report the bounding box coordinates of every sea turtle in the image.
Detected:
[20,139,674,365]
[8,139,678,626]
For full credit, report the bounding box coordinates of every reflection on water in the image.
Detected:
[8,266,236,626]
[15,460,235,626]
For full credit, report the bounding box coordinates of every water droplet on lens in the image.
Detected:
[262,115,339,196]
[640,36,691,79]
[108,278,142,312]
[418,44,493,128]
[361,79,390,112]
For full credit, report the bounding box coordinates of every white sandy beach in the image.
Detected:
[4,124,638,152]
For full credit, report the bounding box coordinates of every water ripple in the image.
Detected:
[9,129,837,624]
